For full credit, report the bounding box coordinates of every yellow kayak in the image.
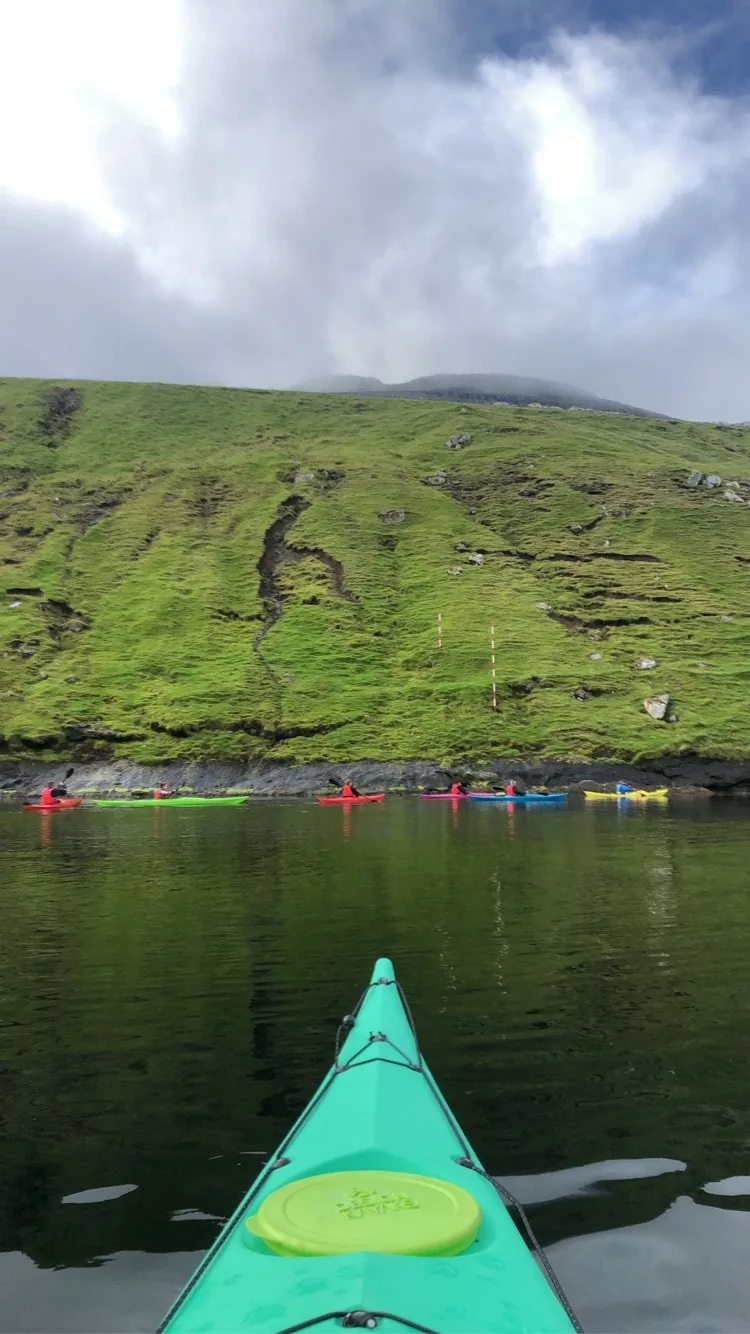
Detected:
[584,788,668,801]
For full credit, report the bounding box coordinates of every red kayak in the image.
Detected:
[24,799,82,812]
[317,794,385,805]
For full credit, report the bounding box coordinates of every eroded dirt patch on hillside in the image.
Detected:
[37,387,81,447]
[547,609,652,635]
[36,597,91,642]
[255,495,356,647]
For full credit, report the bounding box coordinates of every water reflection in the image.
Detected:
[2,799,750,1331]
[553,1194,750,1334]
[644,834,677,970]
[498,1156,687,1205]
[489,868,508,993]
[703,1176,750,1197]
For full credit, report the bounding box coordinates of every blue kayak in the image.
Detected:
[470,793,567,804]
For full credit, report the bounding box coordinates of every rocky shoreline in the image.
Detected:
[2,754,750,799]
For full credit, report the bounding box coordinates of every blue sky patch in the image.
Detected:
[454,0,750,94]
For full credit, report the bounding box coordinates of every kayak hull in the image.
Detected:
[317,794,385,805]
[470,793,567,805]
[584,788,668,801]
[24,798,81,812]
[93,796,248,807]
[159,958,575,1334]
[419,792,476,800]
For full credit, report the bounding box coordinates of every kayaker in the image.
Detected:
[154,781,175,800]
[449,781,466,795]
[505,780,518,796]
[40,783,58,808]
[616,781,634,795]
[341,780,360,798]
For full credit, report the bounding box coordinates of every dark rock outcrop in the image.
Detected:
[4,755,750,797]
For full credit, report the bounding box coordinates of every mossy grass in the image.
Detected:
[1,377,749,763]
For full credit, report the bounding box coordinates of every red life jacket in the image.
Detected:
[40,786,56,807]
[341,783,355,798]
[450,783,462,795]
[505,783,516,796]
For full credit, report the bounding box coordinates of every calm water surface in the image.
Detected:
[1,797,750,1332]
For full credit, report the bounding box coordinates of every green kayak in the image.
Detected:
[159,957,579,1334]
[93,796,248,807]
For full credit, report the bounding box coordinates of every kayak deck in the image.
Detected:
[160,958,576,1334]
[584,788,668,801]
[470,793,567,804]
[93,796,248,807]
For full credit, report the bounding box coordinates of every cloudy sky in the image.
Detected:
[1,0,749,419]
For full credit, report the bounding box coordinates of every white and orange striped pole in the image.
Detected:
[490,624,497,711]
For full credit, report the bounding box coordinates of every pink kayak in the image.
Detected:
[419,792,491,800]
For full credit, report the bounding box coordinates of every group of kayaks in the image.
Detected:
[442,792,566,805]
[317,790,669,807]
[158,957,580,1333]
[420,788,669,805]
[23,787,670,811]
[23,795,250,812]
[320,789,594,807]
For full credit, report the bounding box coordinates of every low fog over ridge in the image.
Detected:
[297,373,665,417]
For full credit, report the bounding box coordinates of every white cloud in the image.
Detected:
[0,0,183,230]
[504,34,735,263]
[1,0,750,417]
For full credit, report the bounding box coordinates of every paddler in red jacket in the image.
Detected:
[40,783,58,807]
[154,781,175,799]
[449,781,466,795]
[341,780,360,798]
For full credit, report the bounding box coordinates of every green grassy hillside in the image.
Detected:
[1,378,749,766]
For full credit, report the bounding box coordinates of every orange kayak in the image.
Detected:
[317,794,385,805]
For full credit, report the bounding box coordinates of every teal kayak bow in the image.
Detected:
[159,958,579,1334]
